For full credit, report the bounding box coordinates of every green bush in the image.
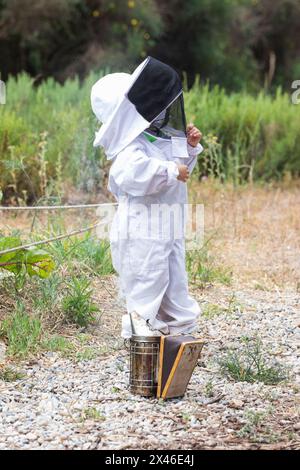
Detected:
[0,0,162,81]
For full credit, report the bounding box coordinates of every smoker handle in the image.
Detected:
[129,312,136,335]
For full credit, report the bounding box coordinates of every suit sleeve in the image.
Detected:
[109,144,179,197]
[186,143,204,174]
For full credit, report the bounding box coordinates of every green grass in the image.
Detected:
[0,301,41,358]
[62,276,99,327]
[41,335,109,361]
[0,71,105,204]
[40,232,114,276]
[75,345,108,361]
[202,303,226,319]
[218,337,289,385]
[80,407,106,422]
[0,366,25,382]
[41,335,75,355]
[32,273,62,312]
[0,227,113,358]
[71,236,114,275]
[185,81,300,183]
[1,72,300,204]
[201,293,245,319]
[186,245,232,288]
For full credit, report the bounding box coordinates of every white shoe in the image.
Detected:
[121,313,155,338]
[121,313,166,338]
[130,312,163,336]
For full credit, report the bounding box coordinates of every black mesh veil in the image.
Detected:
[127,56,187,139]
[148,94,187,139]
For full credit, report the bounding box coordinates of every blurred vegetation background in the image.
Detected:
[1,0,300,89]
[0,0,300,204]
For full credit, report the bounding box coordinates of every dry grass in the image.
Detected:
[189,179,300,291]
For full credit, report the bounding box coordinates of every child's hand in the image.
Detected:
[187,123,202,147]
[177,164,190,182]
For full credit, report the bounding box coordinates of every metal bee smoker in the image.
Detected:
[129,335,161,397]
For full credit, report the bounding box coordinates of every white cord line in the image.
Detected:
[0,221,105,256]
[0,203,118,211]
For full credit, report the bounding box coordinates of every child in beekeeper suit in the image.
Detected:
[91,57,203,338]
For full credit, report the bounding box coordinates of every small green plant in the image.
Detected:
[226,293,244,315]
[0,366,25,382]
[202,303,226,319]
[62,276,99,327]
[44,232,114,277]
[80,407,105,422]
[0,301,41,358]
[42,335,75,355]
[186,245,232,288]
[76,346,108,361]
[202,294,243,319]
[218,337,289,385]
[76,333,92,344]
[32,273,62,311]
[237,408,280,444]
[204,380,214,398]
[72,236,114,275]
[181,412,191,422]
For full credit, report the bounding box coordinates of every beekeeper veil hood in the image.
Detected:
[91,56,186,159]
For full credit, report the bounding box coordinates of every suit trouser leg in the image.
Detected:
[157,239,200,334]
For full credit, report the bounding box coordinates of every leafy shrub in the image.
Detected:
[0,235,55,289]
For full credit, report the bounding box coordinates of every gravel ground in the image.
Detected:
[0,280,299,450]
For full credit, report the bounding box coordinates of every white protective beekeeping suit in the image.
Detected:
[91,57,204,338]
